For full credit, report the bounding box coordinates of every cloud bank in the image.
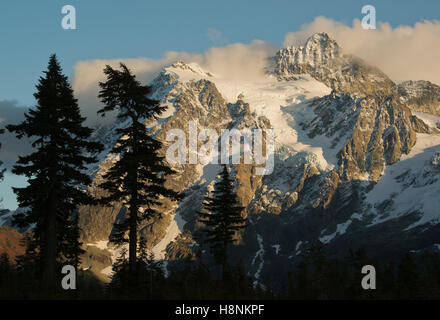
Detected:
[284,16,440,86]
[72,40,278,126]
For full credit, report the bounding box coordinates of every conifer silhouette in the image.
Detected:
[7,54,103,286]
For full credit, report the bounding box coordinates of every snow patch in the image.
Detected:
[252,234,265,287]
[320,213,362,244]
[151,210,185,260]
[295,241,302,255]
[367,133,440,228]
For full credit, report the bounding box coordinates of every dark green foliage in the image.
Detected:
[396,253,423,299]
[197,165,247,269]
[106,238,165,299]
[97,63,180,271]
[60,213,84,270]
[281,244,440,300]
[1,243,440,299]
[158,260,263,300]
[0,253,13,287]
[6,54,103,286]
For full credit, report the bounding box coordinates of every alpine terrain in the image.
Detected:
[3,33,440,288]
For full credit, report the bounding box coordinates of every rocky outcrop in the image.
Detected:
[275,33,435,185]
[275,33,396,97]
[303,92,427,182]
[398,80,440,117]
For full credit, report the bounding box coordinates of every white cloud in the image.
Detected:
[72,40,277,126]
[72,52,199,126]
[283,16,440,86]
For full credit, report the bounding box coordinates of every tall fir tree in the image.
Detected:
[6,54,103,286]
[97,63,180,273]
[397,253,422,299]
[197,165,247,271]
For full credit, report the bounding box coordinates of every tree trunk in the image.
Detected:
[129,133,138,273]
[43,192,57,288]
[129,203,137,273]
[221,241,228,278]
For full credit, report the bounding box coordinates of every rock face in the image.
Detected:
[306,92,428,182]
[275,33,396,97]
[398,80,440,116]
[4,33,440,286]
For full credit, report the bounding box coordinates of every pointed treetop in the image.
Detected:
[47,53,62,74]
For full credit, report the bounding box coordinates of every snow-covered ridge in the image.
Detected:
[366,133,440,229]
[164,60,213,82]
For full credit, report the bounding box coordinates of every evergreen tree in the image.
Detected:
[97,63,180,273]
[197,165,247,271]
[6,54,103,287]
[397,253,422,299]
[345,248,369,298]
[137,237,164,298]
[294,260,310,299]
[60,212,84,270]
[304,240,328,299]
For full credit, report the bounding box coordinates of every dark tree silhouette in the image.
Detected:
[6,54,103,286]
[197,165,247,272]
[97,63,180,273]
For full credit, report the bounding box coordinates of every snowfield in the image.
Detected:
[163,62,334,172]
[367,133,440,228]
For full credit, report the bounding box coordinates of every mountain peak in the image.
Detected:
[275,32,394,96]
[303,32,340,57]
[308,32,332,43]
[283,32,338,51]
[166,60,212,78]
[276,33,341,72]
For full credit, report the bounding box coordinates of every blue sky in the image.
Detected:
[0,0,439,209]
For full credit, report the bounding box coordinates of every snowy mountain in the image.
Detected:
[4,33,440,285]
